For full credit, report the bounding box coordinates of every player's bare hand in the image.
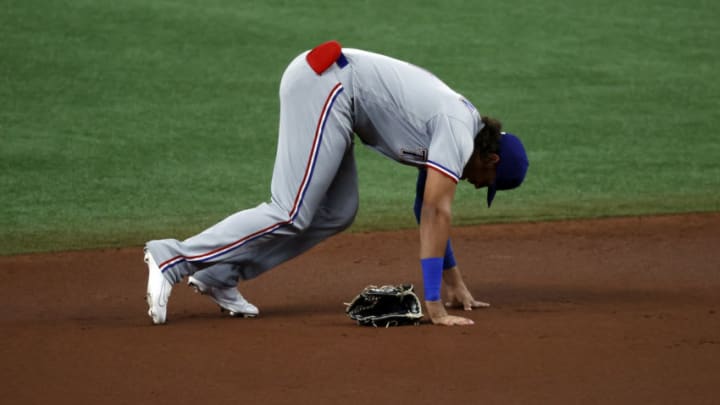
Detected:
[445,288,490,311]
[442,266,490,310]
[432,314,475,326]
[425,300,474,326]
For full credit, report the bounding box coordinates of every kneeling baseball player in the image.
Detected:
[144,40,529,326]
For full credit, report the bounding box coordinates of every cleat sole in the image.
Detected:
[229,311,258,318]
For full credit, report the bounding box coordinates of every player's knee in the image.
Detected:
[328,198,358,232]
[339,200,358,230]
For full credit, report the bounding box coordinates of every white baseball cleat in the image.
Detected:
[145,250,172,325]
[188,276,259,318]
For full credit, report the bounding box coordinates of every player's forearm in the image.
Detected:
[442,265,463,287]
[419,203,451,258]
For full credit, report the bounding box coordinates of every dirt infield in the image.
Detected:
[1,213,719,404]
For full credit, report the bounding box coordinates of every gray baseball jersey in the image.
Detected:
[147,44,483,289]
[346,48,483,183]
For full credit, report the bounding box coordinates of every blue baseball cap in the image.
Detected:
[487,132,529,207]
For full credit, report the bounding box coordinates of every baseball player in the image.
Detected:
[144,40,529,326]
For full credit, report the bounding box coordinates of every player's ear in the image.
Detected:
[485,153,500,166]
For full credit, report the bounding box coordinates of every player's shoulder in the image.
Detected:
[440,95,481,130]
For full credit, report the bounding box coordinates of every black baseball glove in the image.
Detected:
[345,284,424,327]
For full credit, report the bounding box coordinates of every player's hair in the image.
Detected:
[474,116,502,158]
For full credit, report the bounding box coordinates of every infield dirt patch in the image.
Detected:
[1,214,719,404]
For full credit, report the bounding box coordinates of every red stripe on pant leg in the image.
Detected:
[158,221,288,270]
[288,82,344,219]
[159,82,344,271]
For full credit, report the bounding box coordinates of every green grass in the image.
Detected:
[1,0,719,255]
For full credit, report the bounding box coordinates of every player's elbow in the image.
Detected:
[419,202,452,226]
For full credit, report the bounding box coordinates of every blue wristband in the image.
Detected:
[421,257,443,301]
